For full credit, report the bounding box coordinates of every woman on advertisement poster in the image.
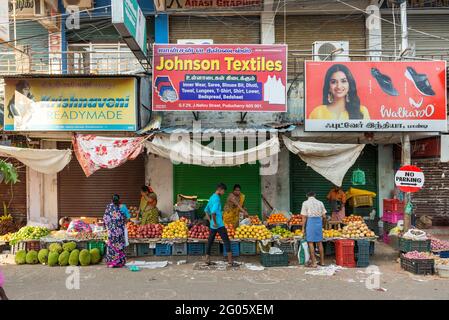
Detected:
[309,64,370,120]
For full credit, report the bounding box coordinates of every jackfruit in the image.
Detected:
[62,242,77,252]
[15,250,27,265]
[58,250,70,266]
[79,249,91,266]
[69,249,80,266]
[48,251,59,267]
[26,250,39,264]
[38,249,49,264]
[90,248,101,264]
[49,243,63,254]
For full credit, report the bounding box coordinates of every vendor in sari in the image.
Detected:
[223,184,248,228]
[140,186,160,225]
[327,185,346,222]
[103,194,126,268]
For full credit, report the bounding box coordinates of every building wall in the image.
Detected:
[377,145,395,216]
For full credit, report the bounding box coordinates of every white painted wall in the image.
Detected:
[377,144,395,217]
[145,154,174,216]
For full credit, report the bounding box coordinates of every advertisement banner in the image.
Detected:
[305,61,447,132]
[3,77,137,131]
[164,0,263,10]
[152,44,287,112]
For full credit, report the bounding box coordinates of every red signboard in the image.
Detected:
[395,165,425,193]
[152,44,287,112]
[305,61,447,132]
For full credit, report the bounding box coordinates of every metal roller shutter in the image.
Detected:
[275,15,366,80]
[169,16,261,44]
[290,145,378,214]
[173,163,261,217]
[0,158,27,223]
[57,142,145,218]
[382,15,449,56]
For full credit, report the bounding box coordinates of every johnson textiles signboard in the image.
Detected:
[305,61,447,132]
[152,44,287,112]
[3,77,137,131]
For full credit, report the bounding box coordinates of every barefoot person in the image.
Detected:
[204,183,237,267]
[301,191,327,268]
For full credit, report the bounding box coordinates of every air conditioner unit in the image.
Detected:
[177,39,214,45]
[312,41,350,62]
[63,0,93,8]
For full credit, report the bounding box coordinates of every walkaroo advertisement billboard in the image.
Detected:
[152,44,287,112]
[305,61,447,132]
[3,77,137,131]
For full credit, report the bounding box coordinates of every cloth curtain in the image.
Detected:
[283,136,365,186]
[145,135,280,167]
[73,134,145,177]
[0,145,72,174]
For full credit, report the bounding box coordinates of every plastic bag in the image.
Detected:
[239,218,251,226]
[405,202,413,216]
[297,239,310,265]
[402,228,427,240]
[351,168,366,185]
[124,227,129,247]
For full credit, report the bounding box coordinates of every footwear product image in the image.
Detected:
[405,66,436,96]
[371,67,399,96]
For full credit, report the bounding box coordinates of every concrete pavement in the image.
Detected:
[1,242,448,300]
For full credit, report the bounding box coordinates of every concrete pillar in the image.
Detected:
[145,154,173,216]
[261,0,275,44]
[377,145,395,217]
[366,2,382,61]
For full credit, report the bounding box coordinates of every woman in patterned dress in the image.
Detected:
[103,194,126,268]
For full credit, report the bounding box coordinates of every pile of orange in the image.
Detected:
[126,222,139,238]
[267,213,288,225]
[249,215,262,225]
[289,214,303,226]
[342,215,364,224]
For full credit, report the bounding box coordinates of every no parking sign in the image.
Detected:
[395,165,425,193]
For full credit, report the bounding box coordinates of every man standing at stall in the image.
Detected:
[327,185,346,222]
[301,191,326,268]
[204,183,237,268]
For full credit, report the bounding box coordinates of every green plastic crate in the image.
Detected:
[260,252,289,267]
[87,241,106,256]
[240,241,257,255]
[399,237,431,253]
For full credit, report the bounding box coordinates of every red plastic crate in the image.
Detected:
[383,199,405,213]
[335,240,356,268]
[382,211,404,224]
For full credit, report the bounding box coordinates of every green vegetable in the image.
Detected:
[79,249,91,266]
[69,249,80,266]
[49,243,63,254]
[62,242,77,252]
[25,250,39,264]
[15,250,26,265]
[90,248,101,264]
[58,251,70,266]
[48,251,59,267]
[38,249,49,264]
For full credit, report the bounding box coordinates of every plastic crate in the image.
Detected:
[276,242,295,255]
[369,241,375,256]
[208,242,221,256]
[382,211,404,224]
[383,199,405,212]
[124,244,138,257]
[76,241,88,251]
[25,240,41,252]
[433,250,449,259]
[222,241,240,257]
[349,195,373,208]
[136,243,154,257]
[187,242,205,256]
[11,241,26,255]
[155,243,172,256]
[355,240,370,267]
[260,252,289,267]
[400,256,434,275]
[399,237,431,253]
[347,206,373,216]
[172,242,188,256]
[324,241,335,256]
[176,210,196,221]
[240,241,257,255]
[87,241,105,256]
[335,239,356,268]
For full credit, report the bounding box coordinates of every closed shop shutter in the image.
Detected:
[0,158,27,223]
[275,15,367,80]
[57,142,145,218]
[173,163,261,216]
[290,145,378,214]
[169,16,261,44]
[410,159,449,226]
[382,15,449,56]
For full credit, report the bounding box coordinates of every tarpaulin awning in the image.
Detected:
[283,136,365,187]
[73,134,145,177]
[0,145,72,174]
[145,135,280,167]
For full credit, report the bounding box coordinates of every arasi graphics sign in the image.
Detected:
[305,61,447,132]
[152,44,287,112]
[3,77,137,131]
